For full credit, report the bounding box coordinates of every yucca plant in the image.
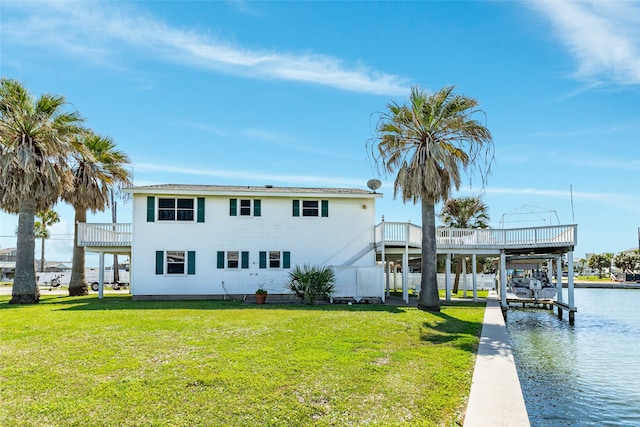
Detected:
[286,264,336,305]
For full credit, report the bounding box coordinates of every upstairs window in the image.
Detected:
[240,200,251,216]
[303,200,318,217]
[293,200,329,217]
[148,197,204,222]
[230,199,261,217]
[158,198,194,221]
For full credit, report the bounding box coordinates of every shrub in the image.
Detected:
[286,264,336,305]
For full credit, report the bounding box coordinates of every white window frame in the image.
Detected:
[239,199,253,216]
[227,251,239,269]
[302,200,319,217]
[269,251,281,268]
[158,197,195,222]
[166,250,186,275]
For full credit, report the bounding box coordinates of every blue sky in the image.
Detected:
[1,0,639,265]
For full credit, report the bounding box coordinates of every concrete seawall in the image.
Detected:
[464,291,530,426]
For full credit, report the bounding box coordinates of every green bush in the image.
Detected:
[286,264,336,304]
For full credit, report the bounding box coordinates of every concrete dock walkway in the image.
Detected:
[464,291,530,426]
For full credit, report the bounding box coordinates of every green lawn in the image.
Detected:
[0,295,484,427]
[575,275,612,282]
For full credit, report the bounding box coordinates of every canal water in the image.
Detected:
[506,288,640,426]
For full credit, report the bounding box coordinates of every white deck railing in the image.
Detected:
[375,222,577,251]
[374,222,423,247]
[77,223,132,247]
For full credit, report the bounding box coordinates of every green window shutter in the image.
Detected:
[155,251,163,274]
[187,251,196,275]
[259,251,267,269]
[321,200,329,217]
[292,200,300,217]
[217,251,225,269]
[283,251,291,269]
[197,198,205,223]
[241,251,249,269]
[254,199,261,217]
[229,199,237,216]
[147,197,155,222]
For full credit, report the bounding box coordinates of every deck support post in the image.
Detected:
[499,251,507,308]
[462,257,468,298]
[386,261,391,295]
[381,219,389,297]
[98,251,105,299]
[402,250,409,304]
[403,223,409,304]
[472,253,477,302]
[568,251,575,308]
[393,265,398,292]
[556,256,563,305]
[568,251,575,324]
[445,254,452,301]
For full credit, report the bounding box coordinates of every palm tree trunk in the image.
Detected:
[453,257,462,294]
[417,197,441,312]
[68,207,89,296]
[10,198,40,304]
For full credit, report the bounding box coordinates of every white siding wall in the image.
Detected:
[131,193,378,296]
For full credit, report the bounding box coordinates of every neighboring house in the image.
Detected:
[0,247,17,262]
[0,248,17,280]
[123,184,384,300]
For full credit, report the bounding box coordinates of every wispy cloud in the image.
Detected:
[2,2,408,96]
[560,156,640,172]
[530,1,640,86]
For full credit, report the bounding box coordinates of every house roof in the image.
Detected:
[124,184,383,199]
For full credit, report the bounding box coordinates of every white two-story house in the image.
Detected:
[78,183,579,317]
[120,184,383,300]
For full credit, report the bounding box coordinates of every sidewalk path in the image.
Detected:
[464,291,530,426]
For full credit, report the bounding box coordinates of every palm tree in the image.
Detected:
[34,210,61,272]
[588,254,609,279]
[63,132,132,296]
[439,196,489,293]
[0,78,84,304]
[372,86,493,311]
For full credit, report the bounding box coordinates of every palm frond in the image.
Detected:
[371,85,493,204]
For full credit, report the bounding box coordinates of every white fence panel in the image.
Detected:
[332,266,384,301]
[390,273,496,292]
